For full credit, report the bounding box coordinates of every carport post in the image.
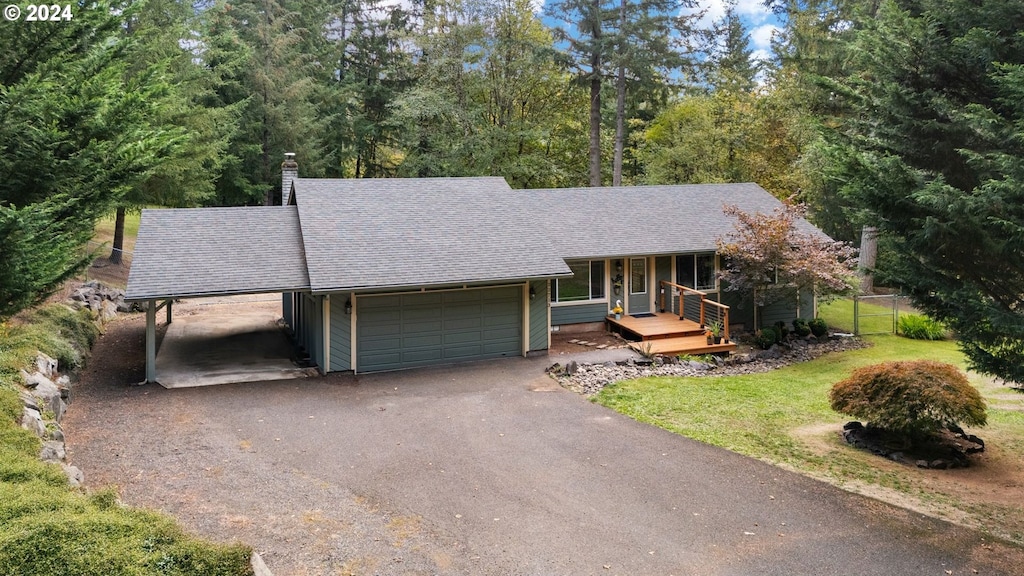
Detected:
[166,299,172,324]
[146,299,157,384]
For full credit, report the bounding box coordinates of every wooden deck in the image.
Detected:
[605,312,737,356]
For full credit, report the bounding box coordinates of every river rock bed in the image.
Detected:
[551,335,870,396]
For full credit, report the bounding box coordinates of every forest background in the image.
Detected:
[2,0,1022,384]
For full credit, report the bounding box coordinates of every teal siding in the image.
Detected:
[282,293,293,326]
[310,296,325,371]
[762,296,798,328]
[719,285,753,329]
[529,280,548,351]
[551,302,608,325]
[357,287,522,372]
[798,289,815,319]
[329,293,352,372]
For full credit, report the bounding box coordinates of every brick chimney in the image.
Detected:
[281,152,298,205]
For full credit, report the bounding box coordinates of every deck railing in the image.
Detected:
[658,280,731,342]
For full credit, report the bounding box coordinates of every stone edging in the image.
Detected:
[550,335,871,396]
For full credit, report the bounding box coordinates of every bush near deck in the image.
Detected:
[0,306,253,576]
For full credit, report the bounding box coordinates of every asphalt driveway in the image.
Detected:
[65,317,1022,575]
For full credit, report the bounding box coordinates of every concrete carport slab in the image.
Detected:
[155,296,316,388]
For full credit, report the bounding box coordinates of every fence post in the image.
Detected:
[892,293,898,335]
[853,295,860,336]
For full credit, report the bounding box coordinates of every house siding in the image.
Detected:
[306,295,325,371]
[720,289,754,329]
[529,280,549,351]
[761,297,796,328]
[282,292,293,326]
[551,302,608,326]
[329,292,352,372]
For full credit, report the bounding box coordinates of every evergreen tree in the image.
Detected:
[107,0,241,262]
[820,0,1024,384]
[0,0,180,317]
[398,0,588,187]
[708,5,759,94]
[319,0,416,178]
[208,0,324,205]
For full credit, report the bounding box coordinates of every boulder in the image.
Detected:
[99,300,119,322]
[61,463,85,487]
[35,352,58,378]
[21,407,46,438]
[40,440,66,462]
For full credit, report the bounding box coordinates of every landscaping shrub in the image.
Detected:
[829,360,986,440]
[898,314,946,340]
[809,317,828,338]
[754,327,778,349]
[773,321,790,340]
[792,318,811,337]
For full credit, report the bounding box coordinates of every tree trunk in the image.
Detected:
[858,225,878,294]
[588,0,602,187]
[110,206,126,265]
[612,0,627,186]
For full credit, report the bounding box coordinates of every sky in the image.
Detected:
[694,0,782,64]
[537,0,784,66]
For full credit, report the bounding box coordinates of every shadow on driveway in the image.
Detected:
[65,316,1023,575]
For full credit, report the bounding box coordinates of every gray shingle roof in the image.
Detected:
[524,183,825,259]
[292,177,572,292]
[126,179,830,300]
[125,206,310,301]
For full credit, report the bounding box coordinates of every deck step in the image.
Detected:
[629,335,737,356]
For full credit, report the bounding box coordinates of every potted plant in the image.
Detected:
[705,329,714,345]
[708,320,724,344]
[611,300,624,320]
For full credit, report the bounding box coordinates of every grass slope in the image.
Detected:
[595,334,1024,544]
[0,306,253,575]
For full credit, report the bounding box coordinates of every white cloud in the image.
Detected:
[750,23,779,50]
[685,0,774,28]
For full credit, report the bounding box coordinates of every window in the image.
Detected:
[553,260,605,302]
[676,253,717,291]
[630,258,646,294]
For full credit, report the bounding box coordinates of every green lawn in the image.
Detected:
[818,297,906,335]
[595,334,1024,544]
[93,210,143,253]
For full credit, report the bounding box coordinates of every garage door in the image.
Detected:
[357,286,523,372]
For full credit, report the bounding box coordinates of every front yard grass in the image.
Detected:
[595,334,1024,545]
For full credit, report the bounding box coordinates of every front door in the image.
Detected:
[627,257,650,315]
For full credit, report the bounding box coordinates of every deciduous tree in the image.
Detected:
[717,203,857,327]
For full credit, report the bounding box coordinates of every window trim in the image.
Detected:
[676,252,718,292]
[552,259,607,303]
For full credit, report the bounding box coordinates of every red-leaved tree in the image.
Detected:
[717,203,858,328]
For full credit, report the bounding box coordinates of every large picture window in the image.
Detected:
[676,253,717,291]
[553,260,605,302]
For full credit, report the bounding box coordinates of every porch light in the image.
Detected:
[529,285,536,300]
[344,299,352,315]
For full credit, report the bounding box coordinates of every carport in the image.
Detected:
[126,206,311,386]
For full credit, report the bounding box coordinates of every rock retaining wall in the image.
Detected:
[16,281,133,486]
[19,351,84,485]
